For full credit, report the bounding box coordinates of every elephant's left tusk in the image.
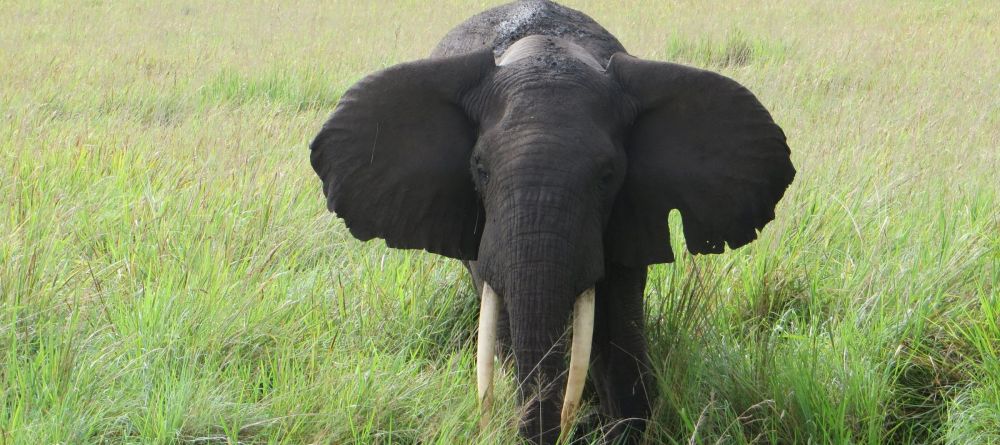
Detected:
[477,282,501,427]
[560,287,596,433]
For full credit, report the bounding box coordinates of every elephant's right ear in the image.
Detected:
[310,50,496,260]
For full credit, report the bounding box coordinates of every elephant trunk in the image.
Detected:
[476,178,605,443]
[476,282,595,437]
[478,171,605,298]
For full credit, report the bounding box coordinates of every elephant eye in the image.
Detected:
[600,167,615,186]
[476,163,490,185]
[601,170,614,184]
[597,166,617,195]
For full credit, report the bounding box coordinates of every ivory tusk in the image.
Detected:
[560,287,596,433]
[477,282,500,425]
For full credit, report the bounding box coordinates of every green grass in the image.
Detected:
[1,1,997,443]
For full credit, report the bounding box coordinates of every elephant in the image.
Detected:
[309,0,795,443]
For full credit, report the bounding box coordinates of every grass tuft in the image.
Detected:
[662,29,790,68]
[200,67,345,112]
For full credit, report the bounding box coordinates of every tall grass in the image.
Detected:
[1,1,997,443]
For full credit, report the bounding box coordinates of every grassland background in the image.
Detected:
[1,1,997,443]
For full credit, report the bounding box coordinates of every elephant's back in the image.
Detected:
[431,0,626,65]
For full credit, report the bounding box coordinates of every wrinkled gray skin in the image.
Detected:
[310,1,795,443]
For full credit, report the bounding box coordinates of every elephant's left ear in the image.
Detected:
[605,54,795,266]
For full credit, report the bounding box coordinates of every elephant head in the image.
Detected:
[311,34,793,442]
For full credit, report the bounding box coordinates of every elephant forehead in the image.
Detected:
[497,35,604,72]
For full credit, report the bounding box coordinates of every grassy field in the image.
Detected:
[1,1,997,443]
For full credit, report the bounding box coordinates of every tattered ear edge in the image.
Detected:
[604,52,795,267]
[310,49,497,260]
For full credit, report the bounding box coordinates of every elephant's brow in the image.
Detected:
[492,69,608,96]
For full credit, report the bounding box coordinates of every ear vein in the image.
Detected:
[370,122,380,165]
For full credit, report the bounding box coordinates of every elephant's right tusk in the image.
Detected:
[560,287,596,434]
[477,282,501,426]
